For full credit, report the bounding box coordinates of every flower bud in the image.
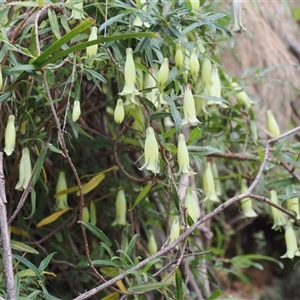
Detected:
[169,216,180,249]
[230,81,254,109]
[280,221,300,259]
[266,110,281,137]
[189,48,200,83]
[133,0,150,28]
[15,147,32,191]
[147,230,158,255]
[175,43,184,74]
[119,48,139,96]
[270,190,286,230]
[82,206,90,222]
[114,99,125,124]
[157,58,169,93]
[177,134,196,175]
[4,115,16,156]
[72,100,81,122]
[211,160,222,196]
[68,0,84,20]
[54,171,69,211]
[86,26,98,65]
[138,127,160,174]
[203,162,220,202]
[240,179,257,218]
[112,189,128,226]
[188,0,200,10]
[201,56,212,94]
[184,188,200,222]
[182,83,200,126]
[143,67,159,108]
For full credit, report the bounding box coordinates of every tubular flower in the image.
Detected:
[114,99,125,124]
[184,188,200,223]
[203,162,220,202]
[201,56,212,94]
[112,189,128,226]
[240,179,257,218]
[230,81,254,109]
[281,221,300,259]
[86,26,98,65]
[177,134,196,175]
[169,216,180,249]
[4,115,16,156]
[68,0,84,20]
[175,43,184,74]
[286,196,300,221]
[208,64,222,100]
[72,100,81,122]
[135,58,144,90]
[147,230,158,255]
[133,0,150,28]
[157,58,169,93]
[232,0,246,33]
[211,160,222,196]
[189,48,200,83]
[182,83,200,126]
[119,48,139,96]
[270,190,286,230]
[266,110,281,137]
[54,171,69,211]
[143,67,159,108]
[15,147,32,191]
[139,127,160,174]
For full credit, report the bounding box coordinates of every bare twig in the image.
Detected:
[0,152,16,299]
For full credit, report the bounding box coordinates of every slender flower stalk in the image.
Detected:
[240,179,257,218]
[15,147,32,191]
[72,100,81,122]
[266,110,281,137]
[281,221,300,259]
[112,189,128,226]
[114,99,125,124]
[54,171,69,211]
[4,115,16,156]
[182,83,200,126]
[270,190,286,230]
[138,127,160,174]
[177,134,196,175]
[119,48,139,96]
[184,188,200,222]
[203,162,220,202]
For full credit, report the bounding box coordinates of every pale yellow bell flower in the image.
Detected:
[286,196,300,221]
[147,229,158,255]
[184,188,200,222]
[72,100,81,122]
[188,0,200,10]
[189,48,200,83]
[281,221,300,259]
[86,26,98,65]
[175,43,184,74]
[230,81,254,109]
[157,58,169,93]
[201,56,212,94]
[208,64,221,100]
[119,48,139,96]
[4,115,16,156]
[138,127,160,174]
[143,67,159,108]
[112,189,128,226]
[240,179,257,218]
[177,134,196,175]
[68,0,84,20]
[169,216,180,249]
[182,83,200,126]
[203,162,220,202]
[270,190,286,230]
[15,147,32,191]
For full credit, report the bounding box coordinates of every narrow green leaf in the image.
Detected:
[48,10,62,40]
[125,234,139,263]
[13,254,42,280]
[175,269,183,300]
[23,188,36,220]
[80,221,112,246]
[90,201,97,226]
[38,252,56,273]
[48,143,65,156]
[131,184,152,210]
[10,240,39,254]
[128,281,171,293]
[31,145,47,187]
[91,260,118,267]
[150,112,172,122]
[187,127,202,145]
[207,290,223,300]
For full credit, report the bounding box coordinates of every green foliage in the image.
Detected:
[0,0,299,299]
